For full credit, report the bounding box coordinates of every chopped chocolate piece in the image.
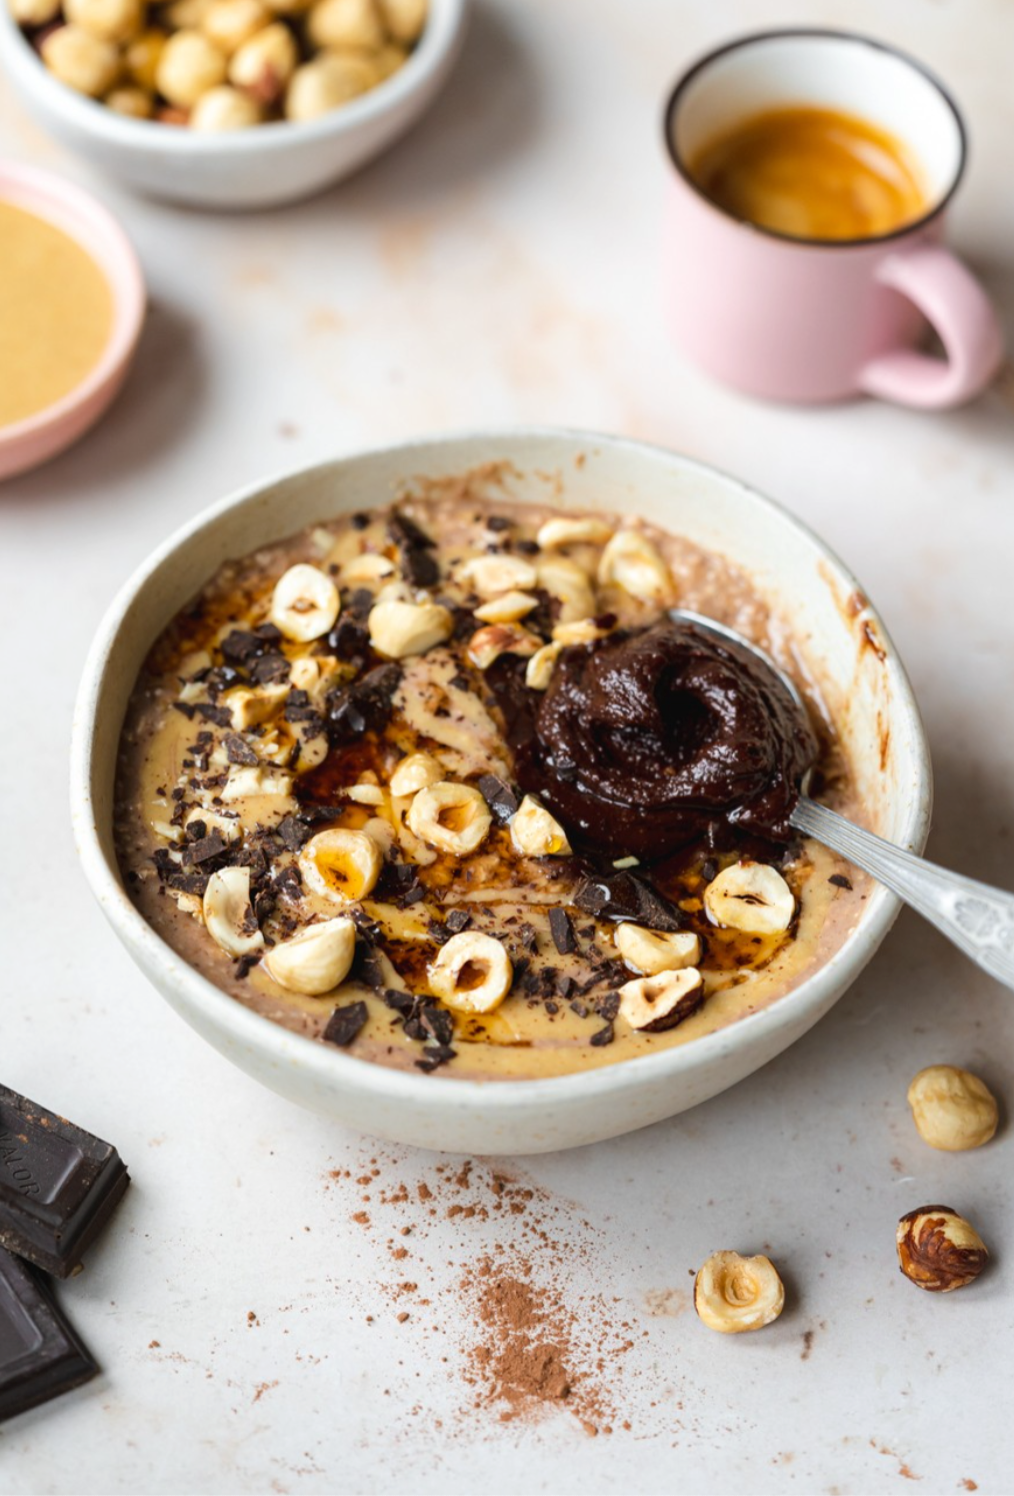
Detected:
[444,909,471,934]
[589,1022,615,1047]
[254,623,282,644]
[477,774,519,824]
[382,988,414,1015]
[325,615,370,662]
[515,538,539,555]
[544,1000,559,1015]
[193,703,233,728]
[548,907,576,955]
[0,1251,98,1423]
[326,664,402,746]
[510,956,532,993]
[223,733,259,766]
[219,630,264,666]
[184,830,228,866]
[486,515,511,532]
[351,511,370,530]
[284,691,324,728]
[277,815,310,852]
[596,990,620,1021]
[374,861,424,908]
[700,857,719,885]
[389,510,440,588]
[573,871,684,933]
[555,972,574,999]
[0,1086,129,1279]
[184,818,207,841]
[422,1006,455,1049]
[322,1002,369,1048]
[517,922,538,951]
[569,1000,588,1019]
[234,953,260,979]
[249,653,289,686]
[415,1045,457,1074]
[272,865,302,901]
[829,873,853,890]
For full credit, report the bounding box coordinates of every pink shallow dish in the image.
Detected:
[0,160,145,480]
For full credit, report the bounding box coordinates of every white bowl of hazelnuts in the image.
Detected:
[0,0,466,207]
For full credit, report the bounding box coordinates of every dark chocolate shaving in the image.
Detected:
[548,907,576,955]
[477,774,519,824]
[389,510,440,589]
[223,733,259,766]
[326,663,402,745]
[573,870,684,932]
[444,909,472,934]
[589,1022,615,1047]
[322,1002,369,1048]
[829,873,853,890]
[415,1045,457,1073]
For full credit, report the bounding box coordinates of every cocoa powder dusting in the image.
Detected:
[324,1152,635,1433]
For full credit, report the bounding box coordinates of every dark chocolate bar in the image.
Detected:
[0,1086,129,1278]
[0,1249,97,1423]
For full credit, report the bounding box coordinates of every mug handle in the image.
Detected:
[859,243,1004,409]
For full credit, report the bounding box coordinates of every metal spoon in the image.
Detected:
[670,608,1014,992]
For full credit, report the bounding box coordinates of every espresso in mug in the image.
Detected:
[688,105,927,241]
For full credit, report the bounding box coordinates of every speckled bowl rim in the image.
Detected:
[70,428,933,1120]
[0,0,467,154]
[0,160,144,449]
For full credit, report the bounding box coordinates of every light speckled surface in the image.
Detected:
[2,0,1012,1491]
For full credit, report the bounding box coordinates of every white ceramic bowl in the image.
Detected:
[71,430,932,1153]
[0,0,466,209]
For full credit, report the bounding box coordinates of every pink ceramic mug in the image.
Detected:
[662,29,1004,407]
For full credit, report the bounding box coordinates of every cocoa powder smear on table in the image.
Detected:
[326,1155,643,1434]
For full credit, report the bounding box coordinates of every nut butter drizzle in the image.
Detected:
[114,487,859,1079]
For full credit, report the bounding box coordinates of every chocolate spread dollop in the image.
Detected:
[499,619,817,861]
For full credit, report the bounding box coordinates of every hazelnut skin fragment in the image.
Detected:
[907,1065,999,1151]
[896,1205,988,1292]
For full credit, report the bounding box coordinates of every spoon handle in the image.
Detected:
[790,797,1014,992]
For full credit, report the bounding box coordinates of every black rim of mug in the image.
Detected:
[661,26,969,250]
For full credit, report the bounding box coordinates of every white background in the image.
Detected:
[2,1,1014,1491]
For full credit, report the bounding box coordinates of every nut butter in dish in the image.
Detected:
[0,160,144,479]
[0,199,113,428]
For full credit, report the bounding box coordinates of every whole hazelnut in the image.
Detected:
[907,1065,999,1151]
[40,24,121,96]
[896,1205,988,1292]
[156,29,228,107]
[64,0,145,43]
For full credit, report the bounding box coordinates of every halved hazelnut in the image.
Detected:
[509,795,571,857]
[202,866,264,957]
[617,968,704,1032]
[406,782,491,856]
[299,827,382,902]
[428,931,512,1014]
[615,924,701,976]
[694,1251,785,1334]
[597,528,673,605]
[703,862,794,936]
[368,599,453,659]
[269,562,340,643]
[264,916,357,995]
